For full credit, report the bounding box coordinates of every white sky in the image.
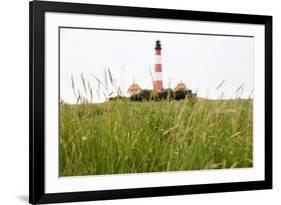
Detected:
[60,28,254,103]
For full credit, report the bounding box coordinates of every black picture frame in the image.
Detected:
[29,0,272,204]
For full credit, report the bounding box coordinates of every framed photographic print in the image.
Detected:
[29,0,272,204]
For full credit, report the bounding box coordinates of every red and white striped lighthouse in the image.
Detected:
[154,40,163,92]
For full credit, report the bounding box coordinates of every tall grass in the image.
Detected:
[60,71,252,176]
[60,98,253,176]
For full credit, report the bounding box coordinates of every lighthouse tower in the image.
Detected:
[154,40,163,92]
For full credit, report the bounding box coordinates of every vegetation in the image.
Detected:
[60,71,253,176]
[129,89,196,102]
[109,89,197,103]
[60,98,253,176]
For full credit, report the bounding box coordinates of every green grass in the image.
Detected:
[59,99,253,176]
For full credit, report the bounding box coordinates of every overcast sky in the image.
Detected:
[60,28,254,103]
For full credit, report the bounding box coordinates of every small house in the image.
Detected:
[127,83,142,95]
[175,82,188,91]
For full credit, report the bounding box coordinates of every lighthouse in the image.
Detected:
[154,40,163,92]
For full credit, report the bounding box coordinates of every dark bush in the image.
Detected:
[174,90,192,100]
[130,89,150,101]
[129,89,195,102]
[108,89,196,103]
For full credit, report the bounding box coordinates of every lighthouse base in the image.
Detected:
[154,80,163,92]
